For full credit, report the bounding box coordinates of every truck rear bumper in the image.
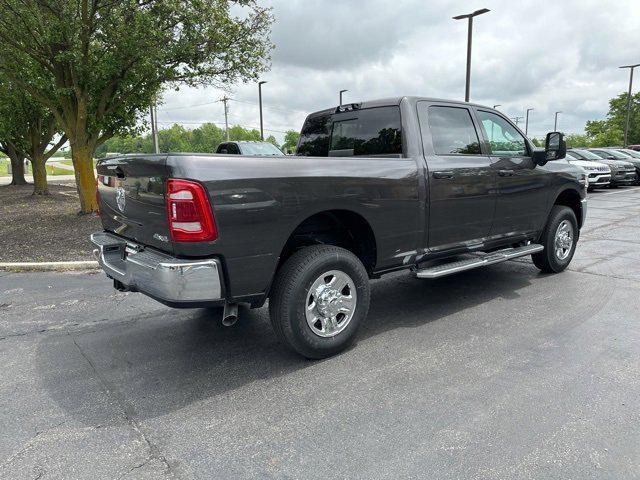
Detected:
[90,232,224,307]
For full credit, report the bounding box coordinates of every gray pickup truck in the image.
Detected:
[91,97,587,358]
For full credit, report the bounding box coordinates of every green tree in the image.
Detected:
[282,130,300,153]
[582,92,640,147]
[0,77,66,193]
[0,0,273,212]
[564,134,590,148]
[265,135,280,148]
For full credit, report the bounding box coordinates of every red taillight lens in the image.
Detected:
[166,179,217,242]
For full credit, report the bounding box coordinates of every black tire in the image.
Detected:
[532,205,579,273]
[587,186,594,192]
[269,245,370,359]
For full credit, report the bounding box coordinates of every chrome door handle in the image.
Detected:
[498,169,514,177]
[433,171,454,179]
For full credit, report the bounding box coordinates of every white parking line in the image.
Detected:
[595,187,640,196]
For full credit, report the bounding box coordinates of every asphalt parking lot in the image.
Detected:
[2,187,640,479]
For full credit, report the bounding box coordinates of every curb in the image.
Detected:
[0,261,99,272]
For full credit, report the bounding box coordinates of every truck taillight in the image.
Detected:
[166,179,217,242]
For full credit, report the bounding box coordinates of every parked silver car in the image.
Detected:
[565,150,611,190]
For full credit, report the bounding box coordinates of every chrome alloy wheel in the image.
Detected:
[305,270,357,338]
[554,220,574,261]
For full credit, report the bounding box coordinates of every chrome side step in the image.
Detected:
[415,244,544,279]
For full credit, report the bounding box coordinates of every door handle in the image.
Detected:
[498,169,514,177]
[433,171,454,179]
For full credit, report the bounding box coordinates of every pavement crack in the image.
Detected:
[69,332,179,479]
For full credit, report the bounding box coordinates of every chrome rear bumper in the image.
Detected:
[90,232,223,307]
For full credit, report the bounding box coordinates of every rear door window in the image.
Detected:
[427,106,481,155]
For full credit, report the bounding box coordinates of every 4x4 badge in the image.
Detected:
[116,186,126,212]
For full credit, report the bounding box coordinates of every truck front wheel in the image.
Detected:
[269,245,371,359]
[532,205,579,273]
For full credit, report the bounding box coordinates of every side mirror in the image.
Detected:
[533,131,566,166]
[545,131,566,161]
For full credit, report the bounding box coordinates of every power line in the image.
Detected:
[154,119,290,134]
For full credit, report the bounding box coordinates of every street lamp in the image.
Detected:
[619,63,640,147]
[525,108,534,136]
[339,89,348,107]
[453,8,490,102]
[258,81,267,141]
[554,111,562,131]
[493,104,501,109]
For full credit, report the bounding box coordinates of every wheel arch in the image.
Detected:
[552,187,584,228]
[275,209,378,278]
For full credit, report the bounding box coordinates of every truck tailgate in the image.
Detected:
[96,155,173,253]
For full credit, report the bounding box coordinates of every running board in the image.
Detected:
[415,244,544,279]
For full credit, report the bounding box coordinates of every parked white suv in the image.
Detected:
[566,151,611,191]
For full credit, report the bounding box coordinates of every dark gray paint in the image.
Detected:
[96,96,586,306]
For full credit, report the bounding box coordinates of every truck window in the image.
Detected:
[427,106,481,155]
[297,114,331,156]
[477,110,528,157]
[329,106,402,157]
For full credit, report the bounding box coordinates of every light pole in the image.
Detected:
[525,108,534,136]
[150,104,159,153]
[339,89,348,107]
[453,8,490,102]
[493,104,501,109]
[620,63,640,147]
[554,111,562,131]
[258,81,267,141]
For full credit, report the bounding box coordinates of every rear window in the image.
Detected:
[297,106,402,157]
[297,114,331,156]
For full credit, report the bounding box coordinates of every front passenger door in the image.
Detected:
[475,110,549,237]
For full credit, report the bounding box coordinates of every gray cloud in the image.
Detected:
[158,0,640,142]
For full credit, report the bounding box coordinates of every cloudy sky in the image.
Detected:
[157,0,640,143]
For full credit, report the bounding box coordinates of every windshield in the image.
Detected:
[572,149,606,160]
[239,142,284,156]
[602,149,631,159]
[618,149,640,158]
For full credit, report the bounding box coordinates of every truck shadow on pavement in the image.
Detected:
[35,262,534,425]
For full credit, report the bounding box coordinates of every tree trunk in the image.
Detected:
[72,146,98,213]
[32,156,49,195]
[7,149,27,185]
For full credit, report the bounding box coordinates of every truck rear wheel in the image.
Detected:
[532,205,578,273]
[269,245,370,359]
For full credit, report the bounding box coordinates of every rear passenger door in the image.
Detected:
[417,102,496,251]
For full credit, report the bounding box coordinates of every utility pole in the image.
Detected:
[525,108,534,136]
[258,81,267,141]
[453,8,490,102]
[511,116,523,127]
[339,89,348,107]
[220,97,230,141]
[150,104,159,153]
[619,63,640,147]
[554,111,562,131]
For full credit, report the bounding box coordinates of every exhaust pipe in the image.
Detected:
[222,302,239,327]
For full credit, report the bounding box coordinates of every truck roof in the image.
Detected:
[305,96,492,118]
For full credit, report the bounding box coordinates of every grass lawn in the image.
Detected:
[0,158,73,177]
